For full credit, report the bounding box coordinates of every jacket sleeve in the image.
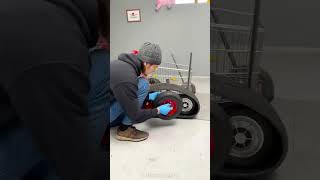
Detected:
[111,82,158,124]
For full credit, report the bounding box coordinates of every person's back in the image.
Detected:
[110,46,164,124]
[110,53,141,92]
[0,0,108,179]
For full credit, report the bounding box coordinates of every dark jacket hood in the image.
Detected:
[118,53,143,76]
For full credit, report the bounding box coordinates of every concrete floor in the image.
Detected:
[110,77,210,180]
[260,47,320,180]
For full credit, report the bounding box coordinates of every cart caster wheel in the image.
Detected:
[154,91,182,120]
[148,78,161,84]
[224,107,274,169]
[181,82,196,94]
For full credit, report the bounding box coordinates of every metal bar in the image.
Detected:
[211,9,238,68]
[162,62,189,67]
[170,53,185,84]
[248,0,261,88]
[187,52,192,88]
[156,74,191,78]
[211,49,264,53]
[211,23,265,32]
[212,8,254,16]
[157,67,189,71]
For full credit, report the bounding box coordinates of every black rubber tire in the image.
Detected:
[256,68,275,102]
[181,82,196,94]
[179,94,197,116]
[148,78,161,84]
[150,83,200,118]
[154,91,182,120]
[223,107,275,169]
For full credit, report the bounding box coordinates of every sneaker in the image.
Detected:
[116,125,149,142]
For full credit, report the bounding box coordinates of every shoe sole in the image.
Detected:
[116,135,149,142]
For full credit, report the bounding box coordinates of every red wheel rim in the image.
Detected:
[161,99,178,116]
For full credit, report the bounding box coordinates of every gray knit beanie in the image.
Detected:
[137,42,162,65]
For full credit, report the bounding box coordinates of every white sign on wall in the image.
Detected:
[126,9,141,22]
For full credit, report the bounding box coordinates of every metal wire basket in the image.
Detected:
[151,62,192,86]
[211,3,264,88]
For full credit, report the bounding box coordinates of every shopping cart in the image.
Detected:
[152,62,190,85]
[149,52,196,94]
[211,2,264,96]
[211,0,288,178]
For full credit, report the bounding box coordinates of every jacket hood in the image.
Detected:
[118,53,143,76]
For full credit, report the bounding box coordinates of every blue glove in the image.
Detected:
[157,103,173,116]
[148,92,161,101]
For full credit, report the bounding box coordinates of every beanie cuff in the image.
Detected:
[137,55,161,65]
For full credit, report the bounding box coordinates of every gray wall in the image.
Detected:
[214,0,320,48]
[110,0,210,76]
[261,0,320,48]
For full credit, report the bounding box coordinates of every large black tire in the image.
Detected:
[148,78,161,84]
[181,82,196,94]
[256,68,275,102]
[150,83,200,118]
[223,107,275,169]
[154,91,182,120]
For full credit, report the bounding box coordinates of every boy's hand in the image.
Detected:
[157,103,173,116]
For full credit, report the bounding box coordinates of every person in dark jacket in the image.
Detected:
[0,0,109,179]
[110,42,173,142]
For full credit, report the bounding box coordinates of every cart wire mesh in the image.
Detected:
[211,2,264,88]
[150,62,192,86]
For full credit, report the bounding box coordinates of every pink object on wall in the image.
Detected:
[156,0,175,11]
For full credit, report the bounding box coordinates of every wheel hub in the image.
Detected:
[181,98,193,112]
[235,133,247,145]
[183,102,189,108]
[229,115,264,158]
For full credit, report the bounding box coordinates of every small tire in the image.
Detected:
[148,78,161,84]
[150,83,200,118]
[181,83,196,94]
[154,91,183,120]
[256,68,274,102]
[223,107,274,169]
